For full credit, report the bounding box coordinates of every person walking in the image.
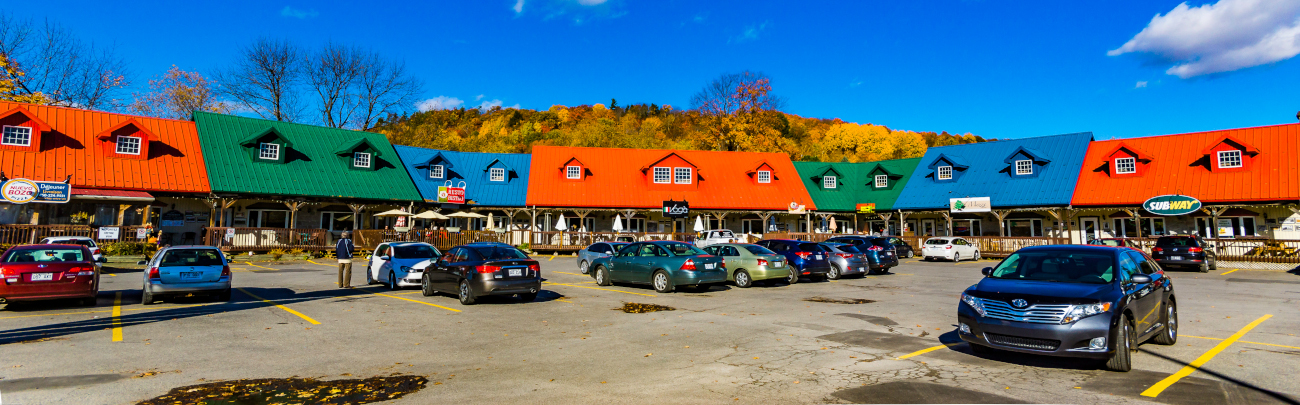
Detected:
[336,231,355,288]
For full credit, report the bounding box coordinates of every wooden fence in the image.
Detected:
[767,233,1068,258]
[0,225,154,246]
[1092,237,1300,264]
[203,227,333,252]
[526,232,715,251]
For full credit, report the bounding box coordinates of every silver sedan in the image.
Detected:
[577,242,630,274]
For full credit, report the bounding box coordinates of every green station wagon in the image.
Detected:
[702,243,792,287]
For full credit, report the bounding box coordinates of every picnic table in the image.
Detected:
[1245,241,1298,257]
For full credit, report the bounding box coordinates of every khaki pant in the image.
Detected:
[337,259,353,288]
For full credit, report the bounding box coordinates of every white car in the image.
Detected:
[40,236,107,263]
[694,229,739,248]
[366,242,441,289]
[921,237,980,262]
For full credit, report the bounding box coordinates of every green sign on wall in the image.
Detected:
[1143,195,1202,216]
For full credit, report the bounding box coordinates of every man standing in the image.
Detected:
[336,231,355,288]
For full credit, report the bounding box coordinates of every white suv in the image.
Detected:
[40,236,107,263]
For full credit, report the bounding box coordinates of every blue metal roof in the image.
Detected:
[393,146,531,207]
[892,132,1094,210]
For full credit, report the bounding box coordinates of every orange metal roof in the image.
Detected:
[526,145,816,210]
[0,102,210,193]
[1071,123,1300,206]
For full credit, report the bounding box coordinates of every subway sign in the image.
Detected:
[1143,195,1202,216]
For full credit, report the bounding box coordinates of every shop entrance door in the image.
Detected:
[1081,218,1099,242]
[921,219,936,237]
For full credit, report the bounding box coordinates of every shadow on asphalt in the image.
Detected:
[1125,348,1300,405]
[833,381,1030,404]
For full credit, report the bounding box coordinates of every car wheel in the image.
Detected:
[421,274,435,297]
[595,266,611,286]
[458,279,477,305]
[518,292,538,302]
[827,265,841,280]
[388,271,398,290]
[579,260,590,274]
[217,288,231,302]
[1197,262,1209,273]
[142,287,155,305]
[1153,301,1178,345]
[974,251,981,261]
[735,270,753,288]
[953,253,961,262]
[904,250,913,258]
[366,269,376,285]
[786,269,799,285]
[1209,257,1218,271]
[652,270,673,293]
[1105,318,1134,372]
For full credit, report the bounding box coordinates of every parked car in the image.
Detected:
[613,234,637,243]
[141,246,231,304]
[921,237,980,262]
[1087,238,1140,250]
[882,236,916,259]
[754,239,831,283]
[820,243,871,279]
[577,242,631,274]
[589,241,726,293]
[701,243,791,287]
[958,245,1177,372]
[1150,235,1218,272]
[366,242,441,289]
[422,242,541,305]
[39,236,107,263]
[0,244,100,306]
[824,236,901,273]
[694,229,739,248]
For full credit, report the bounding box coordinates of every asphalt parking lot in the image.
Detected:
[1,256,1298,404]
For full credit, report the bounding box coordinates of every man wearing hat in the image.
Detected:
[336,231,355,288]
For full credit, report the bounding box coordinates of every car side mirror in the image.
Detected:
[1130,274,1152,284]
[981,267,993,276]
[137,260,147,265]
[379,255,391,261]
[98,257,108,263]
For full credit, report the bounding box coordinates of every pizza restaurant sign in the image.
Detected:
[1,178,71,204]
[1143,195,1202,216]
[438,181,466,204]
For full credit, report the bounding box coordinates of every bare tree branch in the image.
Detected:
[304,42,363,128]
[217,38,301,122]
[689,71,784,116]
[0,13,130,109]
[354,52,422,130]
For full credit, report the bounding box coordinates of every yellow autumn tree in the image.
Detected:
[0,54,51,104]
[129,66,230,119]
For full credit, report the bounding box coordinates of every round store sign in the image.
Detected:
[1,179,39,204]
[1143,195,1202,216]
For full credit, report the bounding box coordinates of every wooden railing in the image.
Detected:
[526,232,705,251]
[203,227,333,252]
[1089,237,1300,264]
[0,225,153,246]
[763,233,855,243]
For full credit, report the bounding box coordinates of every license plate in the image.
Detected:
[180,272,201,280]
[773,262,783,267]
[704,263,715,270]
[884,252,892,256]
[509,269,522,277]
[30,273,53,281]
[815,255,823,260]
[1170,256,1183,261]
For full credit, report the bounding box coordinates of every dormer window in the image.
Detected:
[430,165,444,179]
[1217,150,1242,169]
[874,175,888,188]
[259,143,280,160]
[1114,157,1136,174]
[116,135,142,155]
[353,152,371,168]
[2,125,32,146]
[937,166,952,180]
[823,175,837,189]
[490,167,506,182]
[756,170,771,184]
[1015,160,1032,175]
[566,165,581,179]
[653,167,670,183]
[674,167,692,184]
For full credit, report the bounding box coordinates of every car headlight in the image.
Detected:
[1062,302,1112,324]
[961,293,986,317]
[400,266,413,273]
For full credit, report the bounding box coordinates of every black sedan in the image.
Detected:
[958,245,1177,372]
[421,242,542,305]
[1150,235,1218,272]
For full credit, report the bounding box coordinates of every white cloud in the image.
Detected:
[1135,81,1149,88]
[730,21,768,44]
[478,99,504,110]
[475,94,486,101]
[577,0,606,5]
[416,96,465,111]
[513,0,525,14]
[280,6,319,19]
[1109,0,1300,78]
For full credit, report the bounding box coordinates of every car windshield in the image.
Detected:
[989,250,1115,284]
[3,248,85,262]
[158,249,224,267]
[1156,237,1196,247]
[472,246,529,260]
[1092,239,1124,247]
[826,244,861,253]
[395,245,439,259]
[743,245,776,255]
[662,243,707,256]
[797,243,824,251]
[926,239,950,245]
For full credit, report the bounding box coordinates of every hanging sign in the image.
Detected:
[662,200,690,218]
[949,197,991,213]
[1216,218,1234,238]
[856,203,876,214]
[787,202,807,215]
[1143,195,1202,216]
[440,181,466,204]
[1,178,71,204]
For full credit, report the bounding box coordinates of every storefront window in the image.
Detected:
[954,219,981,236]
[1007,219,1042,237]
[93,204,119,226]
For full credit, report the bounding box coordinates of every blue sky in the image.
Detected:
[10,0,1300,139]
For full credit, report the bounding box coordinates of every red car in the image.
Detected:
[0,244,100,306]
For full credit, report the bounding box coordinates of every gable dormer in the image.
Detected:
[866,164,903,190]
[415,151,453,180]
[811,166,844,191]
[1002,146,1051,179]
[0,106,52,152]
[641,152,699,187]
[1103,142,1153,177]
[745,160,777,185]
[560,157,586,181]
[927,153,969,183]
[484,158,513,183]
[238,127,293,164]
[96,119,155,160]
[1202,135,1260,172]
[332,138,383,171]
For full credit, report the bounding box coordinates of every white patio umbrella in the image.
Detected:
[693,215,705,232]
[446,212,487,218]
[374,209,413,217]
[487,212,494,229]
[612,214,624,232]
[555,214,568,231]
[413,211,449,220]
[829,216,838,233]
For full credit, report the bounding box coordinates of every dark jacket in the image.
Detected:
[336,238,355,260]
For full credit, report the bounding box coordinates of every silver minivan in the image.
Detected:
[140,246,231,304]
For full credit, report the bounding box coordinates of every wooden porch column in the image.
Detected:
[753,211,774,235]
[940,211,952,237]
[709,211,729,230]
[1043,209,1062,239]
[897,210,909,236]
[117,204,131,226]
[348,203,367,231]
[878,213,892,235]
[1201,206,1227,239]
[992,210,1010,237]
[218,198,238,227]
[528,207,539,245]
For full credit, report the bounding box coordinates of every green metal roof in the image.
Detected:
[194,112,421,201]
[792,158,921,212]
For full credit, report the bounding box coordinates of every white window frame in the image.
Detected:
[823,175,837,189]
[674,167,692,184]
[258,142,280,160]
[756,170,771,184]
[1,125,32,147]
[353,152,371,168]
[652,167,671,184]
[430,165,444,179]
[566,165,581,179]
[937,166,953,180]
[874,174,888,188]
[489,167,506,182]
[1217,150,1242,169]
[1015,159,1032,175]
[116,135,142,155]
[1114,157,1136,174]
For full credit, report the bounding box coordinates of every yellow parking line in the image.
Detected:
[1219,268,1239,275]
[111,292,123,342]
[1182,335,1300,350]
[555,271,588,277]
[236,288,320,325]
[544,282,657,297]
[244,262,277,271]
[896,343,959,360]
[307,260,335,267]
[355,289,461,313]
[0,303,213,320]
[548,253,557,261]
[1141,314,1272,398]
[105,274,116,277]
